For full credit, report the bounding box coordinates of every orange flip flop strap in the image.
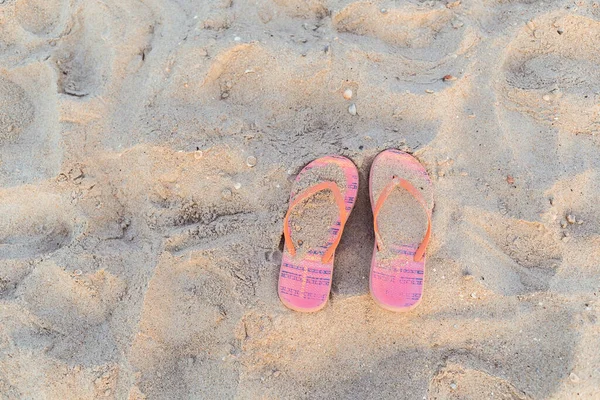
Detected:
[373,176,431,262]
[283,181,348,263]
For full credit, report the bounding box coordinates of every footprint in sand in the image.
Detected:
[16,261,126,334]
[0,260,30,297]
[332,2,478,89]
[499,13,600,134]
[3,263,124,397]
[130,252,242,399]
[0,63,61,185]
[333,2,461,51]
[0,75,35,142]
[123,146,261,250]
[455,209,562,295]
[0,188,73,260]
[15,0,68,36]
[52,3,114,98]
[54,42,106,97]
[135,146,267,298]
[165,43,280,111]
[429,363,531,399]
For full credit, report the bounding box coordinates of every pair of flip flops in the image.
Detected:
[278,150,433,312]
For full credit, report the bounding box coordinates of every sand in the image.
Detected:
[0,0,599,399]
[287,162,347,257]
[370,154,433,258]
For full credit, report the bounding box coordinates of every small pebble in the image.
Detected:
[234,36,241,41]
[221,92,229,99]
[560,221,567,228]
[222,189,232,199]
[380,8,388,13]
[527,20,536,31]
[246,156,257,167]
[234,182,242,190]
[506,175,515,184]
[74,269,82,276]
[343,88,353,100]
[273,370,281,377]
[577,219,583,225]
[194,150,203,159]
[569,372,580,383]
[463,273,474,281]
[450,382,458,390]
[470,292,477,298]
[562,236,570,242]
[348,103,357,116]
[542,95,551,101]
[566,214,575,224]
[425,89,434,94]
[443,74,456,81]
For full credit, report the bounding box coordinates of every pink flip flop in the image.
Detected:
[369,149,433,312]
[278,155,359,312]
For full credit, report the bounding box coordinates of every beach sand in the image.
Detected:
[1,0,599,398]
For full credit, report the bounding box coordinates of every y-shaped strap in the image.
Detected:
[373,176,431,262]
[283,181,347,263]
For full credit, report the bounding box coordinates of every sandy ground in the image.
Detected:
[1,0,600,399]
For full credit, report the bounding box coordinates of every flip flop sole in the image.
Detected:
[369,149,433,312]
[278,155,359,312]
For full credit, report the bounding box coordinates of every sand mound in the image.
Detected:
[500,13,600,135]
